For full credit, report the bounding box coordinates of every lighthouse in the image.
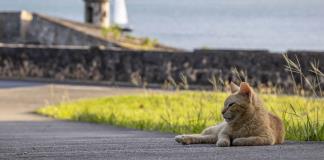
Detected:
[84,0,110,27]
[113,0,132,31]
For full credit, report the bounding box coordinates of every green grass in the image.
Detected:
[37,91,324,141]
[101,25,159,50]
[101,25,122,39]
[142,38,159,48]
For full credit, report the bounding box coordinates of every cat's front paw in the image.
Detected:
[175,135,192,145]
[232,138,246,146]
[216,138,230,147]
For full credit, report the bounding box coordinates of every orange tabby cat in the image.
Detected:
[175,82,285,147]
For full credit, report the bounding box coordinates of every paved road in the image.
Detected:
[0,80,324,160]
[0,80,145,121]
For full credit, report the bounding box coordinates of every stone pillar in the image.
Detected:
[20,10,33,43]
[84,0,110,27]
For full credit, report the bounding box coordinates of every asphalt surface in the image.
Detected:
[0,80,324,160]
[0,80,145,121]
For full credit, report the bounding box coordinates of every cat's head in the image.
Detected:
[222,82,259,124]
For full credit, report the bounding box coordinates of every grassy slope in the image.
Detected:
[37,91,324,141]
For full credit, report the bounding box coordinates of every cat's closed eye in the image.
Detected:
[228,102,235,107]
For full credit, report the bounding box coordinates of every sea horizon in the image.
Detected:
[0,0,323,51]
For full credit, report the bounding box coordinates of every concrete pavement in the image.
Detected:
[0,80,324,160]
[0,80,145,121]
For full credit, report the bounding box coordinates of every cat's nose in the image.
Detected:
[221,108,226,114]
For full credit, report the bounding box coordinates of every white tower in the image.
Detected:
[84,0,110,27]
[113,0,129,27]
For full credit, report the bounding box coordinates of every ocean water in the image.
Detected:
[1,0,324,51]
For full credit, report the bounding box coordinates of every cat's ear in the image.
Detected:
[230,82,240,93]
[239,82,253,99]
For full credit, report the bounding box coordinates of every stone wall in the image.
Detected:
[0,45,323,92]
[0,12,21,43]
[25,14,115,47]
[0,11,118,48]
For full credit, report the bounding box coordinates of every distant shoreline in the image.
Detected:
[1,0,324,50]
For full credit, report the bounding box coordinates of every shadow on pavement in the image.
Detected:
[0,80,46,89]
